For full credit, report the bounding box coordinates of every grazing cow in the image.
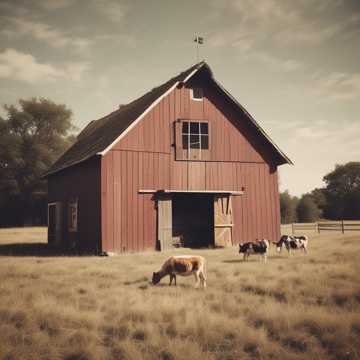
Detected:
[273,235,308,255]
[152,255,207,288]
[239,239,270,263]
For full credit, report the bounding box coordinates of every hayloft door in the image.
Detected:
[157,195,173,251]
[214,195,233,247]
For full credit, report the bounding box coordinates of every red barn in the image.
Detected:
[45,62,291,254]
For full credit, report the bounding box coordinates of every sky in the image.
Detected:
[0,0,359,196]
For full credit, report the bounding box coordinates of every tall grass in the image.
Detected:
[0,229,359,359]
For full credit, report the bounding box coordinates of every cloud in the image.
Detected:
[2,18,93,53]
[0,48,89,83]
[278,117,360,195]
[241,51,304,72]
[311,71,360,101]
[0,0,76,14]
[93,0,127,23]
[209,0,359,48]
[207,31,256,52]
[36,0,76,11]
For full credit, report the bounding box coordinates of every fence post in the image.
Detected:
[341,219,344,234]
[292,223,294,235]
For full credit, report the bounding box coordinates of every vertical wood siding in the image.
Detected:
[101,78,282,252]
[48,158,101,252]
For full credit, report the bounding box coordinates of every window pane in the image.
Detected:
[190,122,199,134]
[182,122,188,133]
[200,122,208,135]
[182,134,188,149]
[201,135,209,149]
[190,134,200,148]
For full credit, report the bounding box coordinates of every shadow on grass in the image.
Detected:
[223,255,284,264]
[268,255,286,260]
[0,243,92,257]
[223,259,246,264]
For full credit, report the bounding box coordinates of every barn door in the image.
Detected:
[214,195,233,247]
[157,195,173,251]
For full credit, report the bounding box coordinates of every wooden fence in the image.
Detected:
[281,221,360,235]
[317,221,360,233]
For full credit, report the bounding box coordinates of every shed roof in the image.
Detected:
[45,61,291,177]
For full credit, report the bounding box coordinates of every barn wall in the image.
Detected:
[101,76,281,253]
[113,82,270,164]
[101,151,280,252]
[48,157,101,252]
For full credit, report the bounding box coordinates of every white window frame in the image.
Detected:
[181,120,209,160]
[68,200,78,232]
[190,87,204,101]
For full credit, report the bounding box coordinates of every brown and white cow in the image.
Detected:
[152,255,207,288]
[239,239,270,263]
[273,235,309,255]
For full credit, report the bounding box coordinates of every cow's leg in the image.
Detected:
[199,271,206,288]
[243,253,246,261]
[194,272,200,288]
[170,274,177,286]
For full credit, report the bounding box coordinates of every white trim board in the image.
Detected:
[138,189,244,196]
[98,82,180,155]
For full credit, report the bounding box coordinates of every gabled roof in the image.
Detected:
[45,61,291,177]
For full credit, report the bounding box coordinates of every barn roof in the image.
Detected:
[45,61,292,177]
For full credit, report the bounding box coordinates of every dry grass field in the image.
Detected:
[0,228,359,360]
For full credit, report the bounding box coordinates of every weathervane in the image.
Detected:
[194,35,204,63]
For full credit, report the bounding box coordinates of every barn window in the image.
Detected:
[191,87,203,101]
[182,121,208,150]
[175,120,210,160]
[68,200,78,232]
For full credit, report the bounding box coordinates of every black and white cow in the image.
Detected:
[239,239,270,263]
[273,235,308,255]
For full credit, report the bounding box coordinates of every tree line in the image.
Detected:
[0,97,359,226]
[0,98,75,226]
[280,162,360,223]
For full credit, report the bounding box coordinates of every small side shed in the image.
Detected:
[44,61,292,253]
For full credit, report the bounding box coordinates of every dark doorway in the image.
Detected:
[48,204,56,245]
[172,193,214,248]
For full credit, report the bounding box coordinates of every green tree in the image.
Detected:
[322,162,360,220]
[280,190,298,224]
[309,188,327,219]
[296,195,320,223]
[0,98,75,226]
